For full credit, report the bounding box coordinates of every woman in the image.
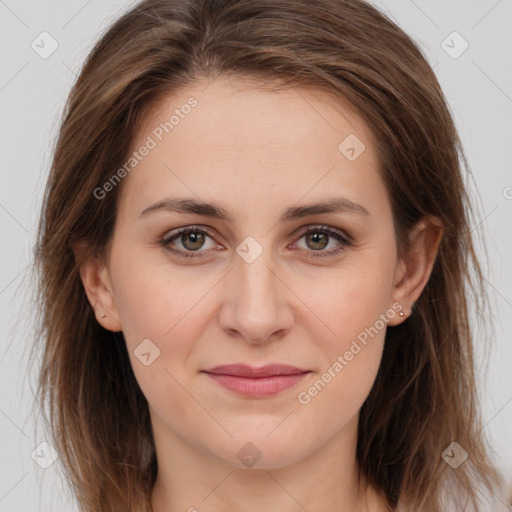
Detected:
[31,0,503,510]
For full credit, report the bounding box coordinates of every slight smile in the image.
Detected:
[202,364,312,398]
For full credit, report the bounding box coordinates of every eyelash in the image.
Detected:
[158,224,352,260]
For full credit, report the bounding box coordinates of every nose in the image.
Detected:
[218,245,295,345]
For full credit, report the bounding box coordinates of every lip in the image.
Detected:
[202,364,311,398]
[204,364,308,377]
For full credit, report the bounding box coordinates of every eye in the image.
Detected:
[292,225,351,259]
[158,224,351,259]
[158,225,220,258]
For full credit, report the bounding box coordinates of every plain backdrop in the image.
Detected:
[0,0,511,510]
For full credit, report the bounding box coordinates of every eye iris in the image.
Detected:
[182,232,205,250]
[306,231,328,250]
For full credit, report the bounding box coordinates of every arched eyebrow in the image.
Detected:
[138,196,370,222]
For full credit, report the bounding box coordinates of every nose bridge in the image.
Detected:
[235,235,280,314]
[221,235,293,342]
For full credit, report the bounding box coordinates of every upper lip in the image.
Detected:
[202,364,309,378]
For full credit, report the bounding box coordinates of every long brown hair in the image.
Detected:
[30,0,502,510]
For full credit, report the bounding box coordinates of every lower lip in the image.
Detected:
[204,372,310,398]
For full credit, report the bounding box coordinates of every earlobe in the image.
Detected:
[388,215,443,326]
[72,241,123,332]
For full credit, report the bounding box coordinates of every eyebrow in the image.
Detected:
[138,196,370,222]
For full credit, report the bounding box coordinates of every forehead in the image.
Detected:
[136,75,375,156]
[118,75,387,223]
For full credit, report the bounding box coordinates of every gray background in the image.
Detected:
[0,0,511,510]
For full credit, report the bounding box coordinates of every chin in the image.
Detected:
[205,429,317,471]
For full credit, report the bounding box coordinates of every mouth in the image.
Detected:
[201,364,311,398]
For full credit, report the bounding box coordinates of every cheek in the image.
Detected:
[304,276,389,395]
[292,253,393,412]
[295,273,390,430]
[300,255,395,351]
[295,332,385,446]
[113,265,211,421]
[108,254,219,407]
[111,247,215,342]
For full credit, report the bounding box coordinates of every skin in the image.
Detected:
[77,75,443,512]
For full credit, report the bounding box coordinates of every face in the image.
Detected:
[89,75,413,470]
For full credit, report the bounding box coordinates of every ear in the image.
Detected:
[72,240,122,332]
[387,215,444,326]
